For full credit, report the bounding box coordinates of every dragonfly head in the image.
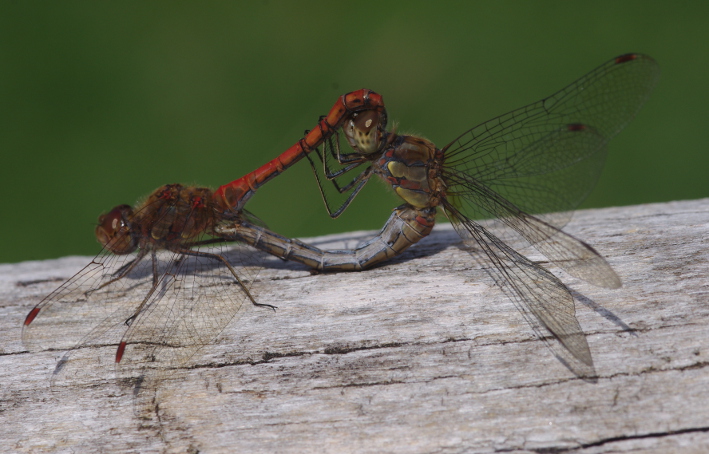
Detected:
[96,204,138,255]
[343,109,388,155]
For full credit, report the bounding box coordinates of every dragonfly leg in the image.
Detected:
[173,247,276,311]
[308,164,374,218]
[122,251,165,326]
[87,249,150,297]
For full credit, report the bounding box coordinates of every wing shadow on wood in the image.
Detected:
[571,289,635,335]
[450,235,629,381]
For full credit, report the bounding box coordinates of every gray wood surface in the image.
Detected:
[1,199,708,453]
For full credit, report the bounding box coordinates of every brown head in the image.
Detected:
[343,109,388,155]
[95,204,137,254]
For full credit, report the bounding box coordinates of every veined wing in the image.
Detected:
[444,126,620,289]
[443,54,659,227]
[22,235,152,356]
[443,201,596,377]
[23,194,264,390]
[114,240,262,385]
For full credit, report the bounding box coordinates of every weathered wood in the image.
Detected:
[1,199,708,453]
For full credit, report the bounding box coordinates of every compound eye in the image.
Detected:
[95,205,136,254]
[353,110,378,133]
[345,110,385,155]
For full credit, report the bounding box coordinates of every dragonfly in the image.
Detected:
[22,90,385,385]
[234,54,661,377]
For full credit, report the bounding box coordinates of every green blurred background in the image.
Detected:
[1,1,707,263]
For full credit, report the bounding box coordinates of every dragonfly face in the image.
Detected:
[343,109,388,155]
[95,204,136,255]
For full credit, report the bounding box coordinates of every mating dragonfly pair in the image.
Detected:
[23,54,659,380]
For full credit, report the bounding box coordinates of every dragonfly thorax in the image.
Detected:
[96,184,219,255]
[376,135,443,209]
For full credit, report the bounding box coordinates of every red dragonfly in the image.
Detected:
[22,90,385,385]
[234,54,660,377]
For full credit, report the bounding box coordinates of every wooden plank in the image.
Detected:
[1,199,708,453]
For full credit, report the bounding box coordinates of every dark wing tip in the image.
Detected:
[24,307,41,326]
[615,53,639,64]
[116,341,127,363]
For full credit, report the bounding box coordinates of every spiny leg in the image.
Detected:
[87,249,149,297]
[176,247,276,311]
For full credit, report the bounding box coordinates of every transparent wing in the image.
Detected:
[114,242,262,384]
[444,202,596,377]
[22,239,152,355]
[444,129,621,289]
[23,196,265,391]
[443,53,660,230]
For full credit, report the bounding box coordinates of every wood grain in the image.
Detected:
[1,199,708,453]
